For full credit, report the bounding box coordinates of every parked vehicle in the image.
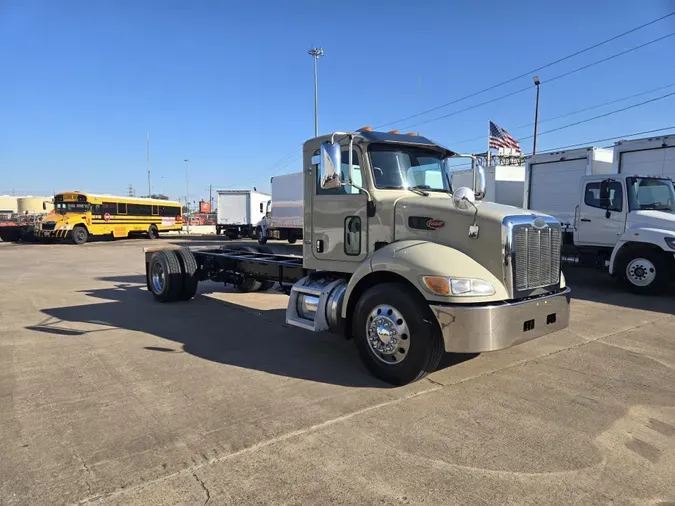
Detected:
[256,172,303,244]
[525,146,675,293]
[612,134,674,179]
[451,164,525,208]
[143,129,570,385]
[216,190,269,239]
[0,212,44,242]
[34,193,182,244]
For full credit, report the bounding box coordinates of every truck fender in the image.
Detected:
[341,240,509,320]
[609,227,675,274]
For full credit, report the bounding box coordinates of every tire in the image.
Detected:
[258,281,275,292]
[71,226,88,245]
[287,237,297,244]
[256,227,267,245]
[352,282,444,386]
[174,248,199,300]
[148,250,184,302]
[148,225,159,240]
[0,229,20,242]
[619,249,670,295]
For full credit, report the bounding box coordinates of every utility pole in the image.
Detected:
[532,76,541,155]
[209,184,213,213]
[146,132,151,196]
[184,159,190,234]
[308,47,324,137]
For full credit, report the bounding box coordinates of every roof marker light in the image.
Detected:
[358,126,373,132]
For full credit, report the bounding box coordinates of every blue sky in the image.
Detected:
[1,0,674,202]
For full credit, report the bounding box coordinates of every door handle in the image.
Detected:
[580,218,591,222]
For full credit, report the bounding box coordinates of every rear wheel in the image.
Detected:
[71,226,88,245]
[620,249,670,295]
[287,237,297,244]
[148,250,184,302]
[352,283,444,385]
[256,227,267,244]
[174,248,199,300]
[147,225,159,240]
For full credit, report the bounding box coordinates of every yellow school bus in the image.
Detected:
[35,192,182,244]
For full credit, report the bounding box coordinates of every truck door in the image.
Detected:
[575,179,626,247]
[311,147,369,263]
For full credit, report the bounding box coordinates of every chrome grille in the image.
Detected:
[513,224,561,291]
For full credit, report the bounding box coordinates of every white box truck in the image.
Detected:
[256,172,303,244]
[451,165,525,207]
[216,189,270,239]
[525,146,675,294]
[613,134,675,178]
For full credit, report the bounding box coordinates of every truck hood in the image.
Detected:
[393,194,556,286]
[627,210,675,231]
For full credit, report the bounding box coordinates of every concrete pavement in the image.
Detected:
[0,238,674,505]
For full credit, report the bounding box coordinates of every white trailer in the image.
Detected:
[451,165,525,208]
[216,190,270,239]
[524,147,614,227]
[613,135,675,179]
[256,172,303,244]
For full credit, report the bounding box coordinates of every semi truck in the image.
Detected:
[256,172,303,244]
[144,129,570,385]
[216,189,269,239]
[525,142,675,294]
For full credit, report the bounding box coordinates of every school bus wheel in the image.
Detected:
[71,226,88,245]
[148,224,159,240]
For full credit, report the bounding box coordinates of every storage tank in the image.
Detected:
[0,196,19,214]
[18,196,52,215]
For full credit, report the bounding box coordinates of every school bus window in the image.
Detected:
[102,203,117,215]
[152,205,158,215]
[128,204,151,215]
[91,204,102,215]
[118,203,127,214]
[159,205,180,217]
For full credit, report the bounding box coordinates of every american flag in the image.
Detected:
[489,121,521,153]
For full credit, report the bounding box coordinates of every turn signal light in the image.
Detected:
[422,276,451,296]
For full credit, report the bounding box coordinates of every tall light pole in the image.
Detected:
[308,47,324,137]
[532,76,541,155]
[147,132,151,197]
[184,159,190,234]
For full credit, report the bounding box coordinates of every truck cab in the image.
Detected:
[572,174,675,292]
[144,128,571,385]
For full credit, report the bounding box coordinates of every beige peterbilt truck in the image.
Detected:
[144,129,570,385]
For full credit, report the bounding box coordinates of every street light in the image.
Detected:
[184,159,190,234]
[532,76,541,155]
[308,47,324,137]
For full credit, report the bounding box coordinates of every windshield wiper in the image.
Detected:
[408,185,429,196]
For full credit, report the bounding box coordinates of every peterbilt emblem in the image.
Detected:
[532,217,547,229]
[426,219,445,230]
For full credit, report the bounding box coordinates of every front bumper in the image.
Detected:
[35,229,70,239]
[430,288,571,353]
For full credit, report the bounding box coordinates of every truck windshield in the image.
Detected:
[626,177,675,212]
[55,202,90,213]
[369,144,451,192]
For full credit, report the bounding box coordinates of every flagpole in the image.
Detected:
[485,121,491,189]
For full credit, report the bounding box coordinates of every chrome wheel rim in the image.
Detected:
[366,304,410,364]
[626,258,656,287]
[151,261,166,294]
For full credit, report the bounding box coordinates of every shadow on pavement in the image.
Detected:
[564,266,675,315]
[29,276,477,387]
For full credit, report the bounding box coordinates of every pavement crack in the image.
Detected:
[72,449,93,497]
[192,470,211,505]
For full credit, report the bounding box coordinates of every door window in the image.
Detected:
[344,216,361,255]
[584,182,623,212]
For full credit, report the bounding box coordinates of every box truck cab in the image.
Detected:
[573,174,675,293]
[144,128,570,385]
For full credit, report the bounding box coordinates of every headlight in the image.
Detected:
[665,237,675,250]
[422,276,495,296]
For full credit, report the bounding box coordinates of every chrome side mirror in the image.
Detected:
[452,187,476,210]
[319,142,342,190]
[474,164,486,201]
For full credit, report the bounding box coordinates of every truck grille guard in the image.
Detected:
[502,215,563,298]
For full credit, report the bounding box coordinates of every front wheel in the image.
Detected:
[71,226,88,245]
[257,227,267,245]
[352,282,444,385]
[620,250,670,295]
